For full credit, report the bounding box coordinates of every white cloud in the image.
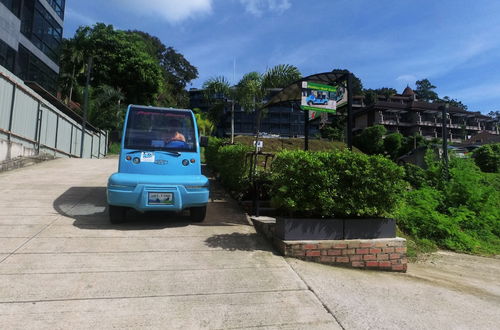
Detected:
[239,0,291,16]
[116,0,212,23]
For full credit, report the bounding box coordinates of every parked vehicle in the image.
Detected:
[306,93,329,105]
[107,105,209,223]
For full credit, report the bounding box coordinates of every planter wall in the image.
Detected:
[275,217,343,240]
[276,217,396,241]
[343,218,396,239]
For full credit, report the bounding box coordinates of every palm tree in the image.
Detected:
[237,64,301,140]
[59,28,87,104]
[202,76,236,142]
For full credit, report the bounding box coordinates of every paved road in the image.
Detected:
[0,158,339,329]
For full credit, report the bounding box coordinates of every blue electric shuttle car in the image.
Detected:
[107,105,210,223]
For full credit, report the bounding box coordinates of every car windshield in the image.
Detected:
[124,107,196,152]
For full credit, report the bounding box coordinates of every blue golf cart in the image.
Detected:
[107,105,210,223]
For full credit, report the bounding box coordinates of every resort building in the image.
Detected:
[0,0,64,94]
[352,87,498,143]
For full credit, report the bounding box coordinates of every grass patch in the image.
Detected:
[233,136,359,153]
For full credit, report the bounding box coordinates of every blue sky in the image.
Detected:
[63,0,500,114]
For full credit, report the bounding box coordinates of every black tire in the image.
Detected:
[109,205,126,224]
[308,101,313,106]
[190,206,207,222]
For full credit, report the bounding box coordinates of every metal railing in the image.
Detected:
[0,66,108,160]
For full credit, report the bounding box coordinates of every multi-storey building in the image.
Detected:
[0,0,64,94]
[189,88,319,137]
[353,87,499,143]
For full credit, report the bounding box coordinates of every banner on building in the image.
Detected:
[301,81,347,120]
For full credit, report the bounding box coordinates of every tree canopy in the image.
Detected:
[59,23,198,132]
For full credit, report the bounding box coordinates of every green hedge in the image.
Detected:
[270,149,405,218]
[205,140,252,197]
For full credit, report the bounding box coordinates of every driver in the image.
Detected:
[159,120,187,148]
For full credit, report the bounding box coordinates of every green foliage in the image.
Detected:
[192,108,215,136]
[270,150,405,218]
[88,85,125,131]
[59,24,198,131]
[383,132,403,159]
[353,125,387,154]
[403,163,428,189]
[473,143,500,173]
[270,150,339,217]
[397,156,500,255]
[108,142,121,155]
[204,137,225,171]
[216,144,253,196]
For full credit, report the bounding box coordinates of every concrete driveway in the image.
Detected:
[1,158,499,329]
[0,158,339,329]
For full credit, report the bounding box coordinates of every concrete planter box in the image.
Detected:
[276,217,396,240]
[343,218,396,239]
[275,217,344,241]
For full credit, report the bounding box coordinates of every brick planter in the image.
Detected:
[252,217,407,272]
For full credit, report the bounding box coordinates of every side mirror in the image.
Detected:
[200,136,209,147]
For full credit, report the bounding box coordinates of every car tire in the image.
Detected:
[190,206,207,222]
[308,101,313,106]
[109,205,126,224]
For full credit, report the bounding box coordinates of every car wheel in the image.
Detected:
[308,101,313,106]
[190,206,207,222]
[109,205,126,224]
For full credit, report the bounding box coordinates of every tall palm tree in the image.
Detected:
[236,64,301,184]
[202,76,236,142]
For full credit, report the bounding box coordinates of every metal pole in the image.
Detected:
[80,57,93,158]
[441,103,449,180]
[347,73,353,150]
[7,84,16,142]
[54,114,59,150]
[304,109,309,151]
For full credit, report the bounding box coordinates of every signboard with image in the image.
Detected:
[301,81,348,119]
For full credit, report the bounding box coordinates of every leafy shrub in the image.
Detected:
[383,132,403,159]
[403,163,428,189]
[330,151,405,217]
[353,125,386,154]
[396,157,500,255]
[216,144,252,197]
[204,137,225,171]
[473,143,500,173]
[270,149,405,218]
[270,150,339,217]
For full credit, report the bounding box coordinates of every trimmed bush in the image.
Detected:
[204,137,225,171]
[473,143,500,173]
[270,149,405,218]
[270,150,339,217]
[216,144,253,197]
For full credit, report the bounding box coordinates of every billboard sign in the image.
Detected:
[300,81,347,119]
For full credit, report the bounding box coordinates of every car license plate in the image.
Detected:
[148,192,173,205]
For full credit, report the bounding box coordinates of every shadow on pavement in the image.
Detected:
[204,232,276,253]
[53,186,251,230]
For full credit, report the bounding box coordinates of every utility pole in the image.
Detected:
[441,103,449,180]
[80,57,93,158]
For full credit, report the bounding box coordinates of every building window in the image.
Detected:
[0,0,21,17]
[16,44,58,93]
[0,39,16,72]
[21,0,63,64]
[46,0,64,19]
